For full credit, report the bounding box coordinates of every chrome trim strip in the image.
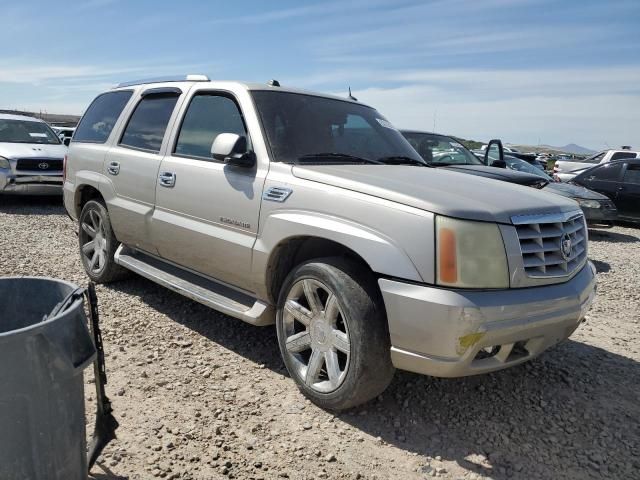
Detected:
[510,210,583,225]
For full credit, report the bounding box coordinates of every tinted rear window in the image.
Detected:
[74,91,132,143]
[120,94,179,153]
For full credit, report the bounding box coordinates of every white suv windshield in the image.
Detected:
[0,119,60,145]
[252,91,425,165]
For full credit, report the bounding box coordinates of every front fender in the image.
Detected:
[252,210,425,297]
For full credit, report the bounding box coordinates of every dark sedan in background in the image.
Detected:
[571,158,640,222]
[401,130,618,224]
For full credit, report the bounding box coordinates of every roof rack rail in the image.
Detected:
[116,74,210,88]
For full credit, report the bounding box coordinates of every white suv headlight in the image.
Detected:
[0,157,9,169]
[435,216,509,288]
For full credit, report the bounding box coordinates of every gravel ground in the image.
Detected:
[1,196,639,480]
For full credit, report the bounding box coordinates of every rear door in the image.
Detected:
[618,163,640,219]
[151,88,268,288]
[575,162,624,201]
[103,87,184,253]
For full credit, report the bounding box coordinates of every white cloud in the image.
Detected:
[352,83,640,150]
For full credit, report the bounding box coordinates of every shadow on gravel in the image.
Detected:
[0,195,64,215]
[588,228,639,243]
[107,276,286,373]
[89,462,128,480]
[590,259,611,273]
[339,340,639,480]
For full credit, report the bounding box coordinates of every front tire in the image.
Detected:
[78,200,126,283]
[276,258,395,410]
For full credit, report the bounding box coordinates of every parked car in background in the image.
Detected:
[51,126,76,146]
[64,77,596,410]
[401,131,617,224]
[505,156,617,224]
[0,113,66,195]
[572,159,640,222]
[554,148,639,181]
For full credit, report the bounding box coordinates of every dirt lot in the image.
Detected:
[1,196,638,480]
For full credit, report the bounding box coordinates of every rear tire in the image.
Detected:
[78,200,127,283]
[276,258,395,410]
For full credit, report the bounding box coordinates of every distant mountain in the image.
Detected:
[557,144,595,155]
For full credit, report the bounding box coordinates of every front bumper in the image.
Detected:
[0,172,63,195]
[581,205,618,223]
[380,261,596,377]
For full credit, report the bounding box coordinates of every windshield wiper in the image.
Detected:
[296,153,384,165]
[376,155,431,167]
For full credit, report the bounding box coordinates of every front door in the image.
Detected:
[152,90,267,288]
[104,90,182,253]
[578,162,624,201]
[618,163,640,219]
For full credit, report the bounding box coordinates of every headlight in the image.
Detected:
[436,216,509,288]
[577,199,601,209]
[0,157,9,169]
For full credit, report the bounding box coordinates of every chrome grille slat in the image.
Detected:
[513,211,587,278]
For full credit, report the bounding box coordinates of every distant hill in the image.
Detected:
[557,144,596,155]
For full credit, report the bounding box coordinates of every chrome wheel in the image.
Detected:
[282,279,351,393]
[80,209,107,274]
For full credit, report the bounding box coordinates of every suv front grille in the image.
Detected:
[16,158,63,172]
[512,212,587,278]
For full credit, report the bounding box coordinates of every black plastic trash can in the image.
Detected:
[0,277,96,480]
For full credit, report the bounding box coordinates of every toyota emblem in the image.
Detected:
[38,162,49,170]
[560,233,572,261]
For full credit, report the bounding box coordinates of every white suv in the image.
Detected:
[0,113,67,195]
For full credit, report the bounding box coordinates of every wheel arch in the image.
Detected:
[255,212,423,304]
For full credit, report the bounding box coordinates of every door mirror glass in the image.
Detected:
[484,139,504,167]
[211,133,255,167]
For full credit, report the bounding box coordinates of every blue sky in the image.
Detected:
[1,0,639,149]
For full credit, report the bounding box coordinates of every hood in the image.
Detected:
[442,164,544,186]
[292,165,580,224]
[544,181,609,200]
[0,142,67,160]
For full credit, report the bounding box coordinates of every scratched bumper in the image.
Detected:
[379,261,596,377]
[0,172,63,195]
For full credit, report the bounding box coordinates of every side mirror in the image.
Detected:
[63,138,71,146]
[211,133,255,168]
[484,139,504,167]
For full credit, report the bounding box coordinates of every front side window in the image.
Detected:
[175,94,247,159]
[623,164,640,184]
[0,119,60,145]
[402,132,481,165]
[251,90,423,164]
[74,90,132,143]
[611,151,637,161]
[120,94,179,153]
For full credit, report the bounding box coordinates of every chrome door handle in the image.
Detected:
[107,162,120,175]
[158,172,176,188]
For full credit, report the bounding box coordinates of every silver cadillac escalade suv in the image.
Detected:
[64,75,596,410]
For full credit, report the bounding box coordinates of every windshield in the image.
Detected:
[0,119,61,145]
[251,91,424,165]
[582,151,606,164]
[401,132,482,165]
[504,156,552,180]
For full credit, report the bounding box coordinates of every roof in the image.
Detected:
[111,76,366,107]
[0,113,46,122]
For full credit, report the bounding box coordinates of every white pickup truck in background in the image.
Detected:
[554,148,640,182]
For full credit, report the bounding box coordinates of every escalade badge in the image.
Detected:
[38,162,49,170]
[560,233,572,261]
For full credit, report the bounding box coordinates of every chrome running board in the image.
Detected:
[114,245,273,326]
